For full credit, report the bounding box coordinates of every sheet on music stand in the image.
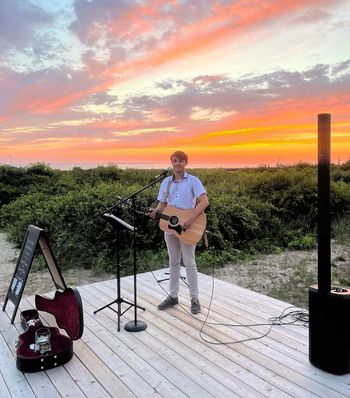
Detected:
[102,213,135,231]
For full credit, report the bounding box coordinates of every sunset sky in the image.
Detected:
[1,0,350,168]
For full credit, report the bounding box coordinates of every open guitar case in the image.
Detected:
[16,282,84,372]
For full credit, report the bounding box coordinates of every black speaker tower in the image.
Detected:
[308,113,350,375]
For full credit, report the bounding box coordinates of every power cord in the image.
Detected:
[129,219,309,346]
[269,306,309,327]
[198,270,309,345]
[148,260,309,346]
[197,265,274,345]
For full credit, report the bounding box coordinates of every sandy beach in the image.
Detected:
[0,232,114,300]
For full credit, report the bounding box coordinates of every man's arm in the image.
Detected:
[182,193,209,229]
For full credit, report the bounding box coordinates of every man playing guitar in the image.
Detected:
[148,151,209,314]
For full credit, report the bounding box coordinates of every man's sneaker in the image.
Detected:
[158,296,179,310]
[191,297,201,314]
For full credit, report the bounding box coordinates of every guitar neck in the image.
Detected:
[155,212,170,222]
[136,207,170,221]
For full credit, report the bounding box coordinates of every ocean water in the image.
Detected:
[2,161,267,170]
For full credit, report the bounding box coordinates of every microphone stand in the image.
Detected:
[97,171,168,332]
[98,171,169,216]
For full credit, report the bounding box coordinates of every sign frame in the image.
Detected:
[2,225,66,323]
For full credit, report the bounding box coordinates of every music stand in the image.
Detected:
[96,170,169,332]
[93,213,145,332]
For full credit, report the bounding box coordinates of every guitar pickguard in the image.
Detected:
[168,224,183,235]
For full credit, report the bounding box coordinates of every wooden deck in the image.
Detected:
[1,268,350,398]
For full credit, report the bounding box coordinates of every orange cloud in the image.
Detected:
[3,115,348,167]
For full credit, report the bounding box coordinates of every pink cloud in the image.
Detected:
[5,0,343,114]
[1,0,349,166]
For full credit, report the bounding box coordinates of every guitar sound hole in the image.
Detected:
[169,216,179,226]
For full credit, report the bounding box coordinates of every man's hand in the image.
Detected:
[182,193,208,230]
[182,215,195,230]
[147,208,158,219]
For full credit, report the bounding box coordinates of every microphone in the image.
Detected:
[152,168,171,180]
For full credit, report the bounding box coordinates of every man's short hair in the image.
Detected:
[170,151,188,162]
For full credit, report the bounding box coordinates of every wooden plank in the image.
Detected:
[0,332,35,398]
[152,266,300,320]
[197,270,308,316]
[188,274,350,382]
[198,268,306,310]
[106,268,348,393]
[151,266,288,310]
[80,285,223,398]
[72,314,165,398]
[197,272,309,337]
[131,274,350,398]
[151,269,309,342]
[1,271,350,398]
[81,311,189,398]
[83,315,180,397]
[90,283,291,398]
[152,282,308,353]
[140,271,307,356]
[82,284,255,398]
[0,370,12,398]
[96,278,310,398]
[72,339,135,398]
[24,295,137,398]
[112,284,296,397]
[174,280,310,359]
[110,277,318,398]
[60,352,111,398]
[44,366,86,398]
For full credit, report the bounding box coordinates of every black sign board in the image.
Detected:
[2,225,66,323]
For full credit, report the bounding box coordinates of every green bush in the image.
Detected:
[0,163,349,272]
[287,233,316,250]
[0,163,60,207]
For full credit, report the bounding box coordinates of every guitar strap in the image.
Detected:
[164,176,173,204]
[203,229,209,249]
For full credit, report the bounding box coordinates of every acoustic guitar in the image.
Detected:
[155,205,206,245]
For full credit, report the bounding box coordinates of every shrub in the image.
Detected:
[0,163,349,272]
[287,233,316,250]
